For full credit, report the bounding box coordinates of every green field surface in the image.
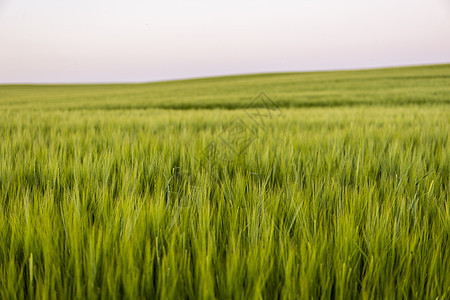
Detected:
[0,65,449,299]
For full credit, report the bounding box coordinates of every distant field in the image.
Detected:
[1,64,450,110]
[0,65,449,299]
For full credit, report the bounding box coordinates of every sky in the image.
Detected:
[0,0,449,83]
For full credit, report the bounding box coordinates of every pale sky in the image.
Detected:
[0,0,449,83]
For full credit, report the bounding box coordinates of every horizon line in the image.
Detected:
[1,62,449,86]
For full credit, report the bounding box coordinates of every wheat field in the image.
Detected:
[0,65,449,299]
